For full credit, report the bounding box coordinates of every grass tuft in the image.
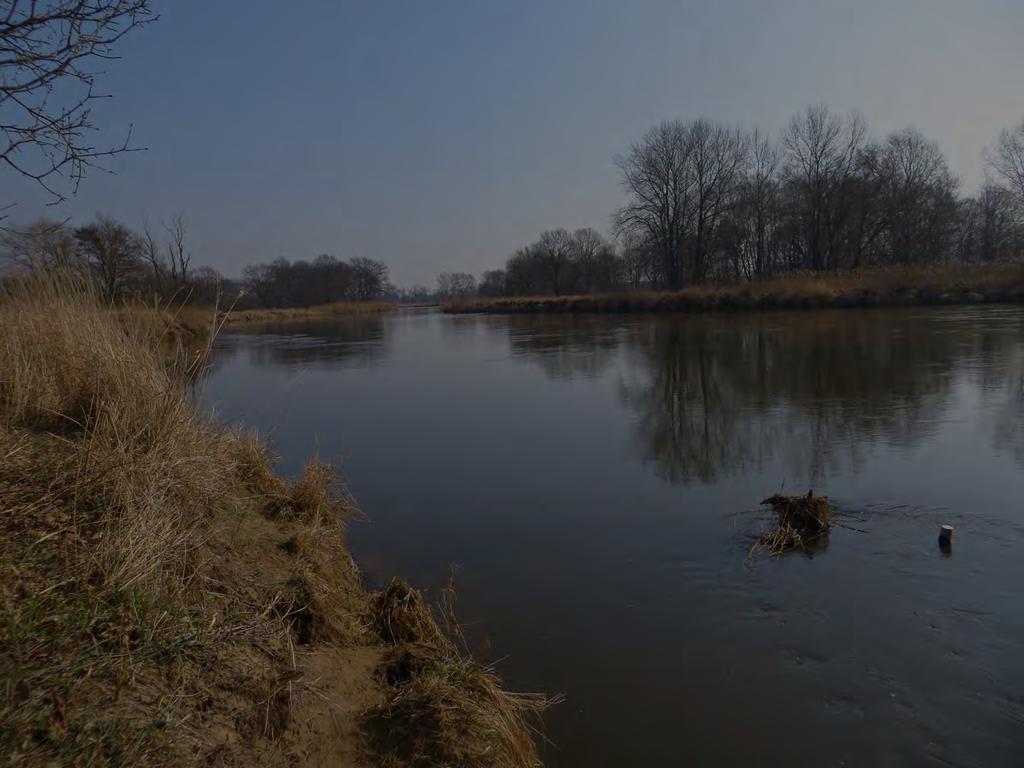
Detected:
[285,457,353,526]
[371,579,446,645]
[366,579,550,768]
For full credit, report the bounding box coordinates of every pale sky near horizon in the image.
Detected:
[7,0,1024,286]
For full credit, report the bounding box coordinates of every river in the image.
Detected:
[203,306,1024,767]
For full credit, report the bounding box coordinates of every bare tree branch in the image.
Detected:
[987,119,1024,210]
[1,0,155,214]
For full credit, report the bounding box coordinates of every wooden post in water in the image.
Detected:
[938,524,954,551]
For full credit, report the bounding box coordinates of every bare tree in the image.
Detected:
[436,271,476,300]
[957,184,1021,264]
[617,229,653,289]
[534,229,575,296]
[139,212,193,298]
[189,265,223,305]
[239,256,389,307]
[436,272,453,299]
[746,128,780,278]
[615,120,693,290]
[1,1,155,210]
[312,253,353,304]
[163,212,191,289]
[242,263,274,306]
[349,256,389,301]
[478,269,507,297]
[570,227,613,293]
[686,119,748,282]
[1,215,77,270]
[873,127,959,265]
[616,119,747,285]
[781,105,867,271]
[482,105,1019,292]
[141,216,164,294]
[74,213,142,300]
[987,119,1024,209]
[505,245,543,295]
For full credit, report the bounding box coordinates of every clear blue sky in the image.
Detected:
[9,0,1024,285]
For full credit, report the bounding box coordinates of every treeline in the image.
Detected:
[395,273,484,304]
[0,214,227,304]
[241,256,389,308]
[427,238,618,302]
[468,107,1024,296]
[0,214,393,308]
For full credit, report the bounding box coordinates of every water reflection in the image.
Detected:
[202,306,1024,768]
[627,312,968,483]
[984,333,1024,463]
[495,309,1024,484]
[216,308,1024,483]
[217,315,388,368]
[503,315,624,381]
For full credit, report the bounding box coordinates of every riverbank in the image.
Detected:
[0,275,543,767]
[224,302,396,325]
[135,302,396,349]
[442,264,1024,314]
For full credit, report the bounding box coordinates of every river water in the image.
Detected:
[203,306,1024,767]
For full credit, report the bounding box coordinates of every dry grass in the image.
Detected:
[0,272,546,766]
[444,263,1024,315]
[0,272,229,592]
[232,430,289,502]
[170,304,219,339]
[0,273,303,764]
[283,457,354,526]
[224,302,396,325]
[753,492,833,555]
[366,579,549,768]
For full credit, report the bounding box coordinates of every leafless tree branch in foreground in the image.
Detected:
[1,0,155,212]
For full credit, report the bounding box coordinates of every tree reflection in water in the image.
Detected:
[219,316,389,369]
[499,308,1024,484]
[502,315,626,381]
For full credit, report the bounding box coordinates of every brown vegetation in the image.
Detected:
[756,493,833,554]
[0,274,543,766]
[443,264,1024,315]
[367,580,548,768]
[223,301,396,325]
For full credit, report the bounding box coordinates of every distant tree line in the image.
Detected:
[436,272,477,300]
[0,213,228,304]
[392,273,486,304]
[1,214,392,308]
[459,107,1024,297]
[241,256,389,307]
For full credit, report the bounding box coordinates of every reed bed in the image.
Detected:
[224,301,396,324]
[444,263,1024,315]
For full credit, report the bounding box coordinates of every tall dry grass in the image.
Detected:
[0,272,233,594]
[0,272,367,764]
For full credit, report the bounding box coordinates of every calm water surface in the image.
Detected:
[203,307,1024,767]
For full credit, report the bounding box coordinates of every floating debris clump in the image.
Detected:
[757,491,833,554]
